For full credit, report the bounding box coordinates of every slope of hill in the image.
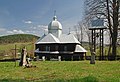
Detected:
[0,34,40,44]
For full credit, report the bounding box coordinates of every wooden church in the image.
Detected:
[35,15,87,61]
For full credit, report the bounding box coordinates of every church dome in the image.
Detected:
[48,16,62,30]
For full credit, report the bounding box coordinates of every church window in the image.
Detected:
[55,46,58,50]
[64,46,67,51]
[46,46,50,51]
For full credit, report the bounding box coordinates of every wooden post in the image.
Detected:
[11,45,19,67]
[15,45,16,67]
[90,51,95,64]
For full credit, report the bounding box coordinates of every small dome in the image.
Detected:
[53,16,57,21]
[48,16,62,30]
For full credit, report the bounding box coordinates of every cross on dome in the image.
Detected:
[53,10,57,21]
[54,10,56,16]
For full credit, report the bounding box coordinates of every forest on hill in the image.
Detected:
[0,34,40,44]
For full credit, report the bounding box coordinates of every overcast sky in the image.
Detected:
[0,0,84,36]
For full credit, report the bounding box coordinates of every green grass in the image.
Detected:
[0,61,119,82]
[0,42,34,59]
[0,42,34,51]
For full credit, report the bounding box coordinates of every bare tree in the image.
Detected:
[74,22,83,45]
[74,20,93,55]
[83,0,120,60]
[74,25,80,42]
[106,0,119,60]
[79,0,104,56]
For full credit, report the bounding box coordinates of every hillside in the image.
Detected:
[0,34,40,44]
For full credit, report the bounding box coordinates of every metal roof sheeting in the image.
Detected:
[36,33,80,44]
[59,34,80,43]
[36,33,60,44]
[75,45,87,52]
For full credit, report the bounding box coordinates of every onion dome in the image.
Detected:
[48,16,62,31]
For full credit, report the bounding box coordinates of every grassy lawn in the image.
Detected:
[0,42,34,59]
[0,61,119,82]
[0,42,34,51]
